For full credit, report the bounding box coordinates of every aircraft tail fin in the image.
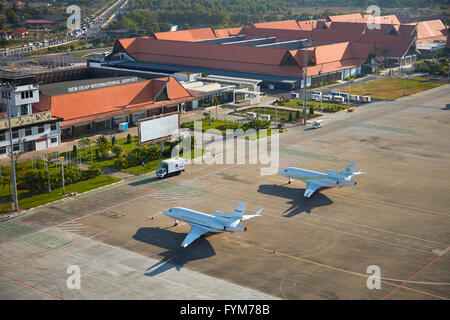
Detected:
[340,161,357,176]
[230,202,246,218]
[340,161,365,180]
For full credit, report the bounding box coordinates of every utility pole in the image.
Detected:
[302,40,312,126]
[275,103,278,128]
[4,84,19,212]
[61,157,65,195]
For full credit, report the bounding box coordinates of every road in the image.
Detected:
[0,0,124,57]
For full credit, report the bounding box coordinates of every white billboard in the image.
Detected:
[139,113,179,144]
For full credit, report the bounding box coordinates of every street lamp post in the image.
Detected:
[302,40,312,126]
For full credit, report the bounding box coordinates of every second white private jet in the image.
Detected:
[278,161,364,198]
[163,202,262,248]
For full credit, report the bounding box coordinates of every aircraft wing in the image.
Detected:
[304,182,321,198]
[181,224,210,248]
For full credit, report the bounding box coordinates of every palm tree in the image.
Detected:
[213,97,219,119]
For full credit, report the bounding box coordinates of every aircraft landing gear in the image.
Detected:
[288,178,292,184]
[174,219,179,226]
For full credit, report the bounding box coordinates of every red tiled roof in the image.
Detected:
[327,22,417,38]
[408,20,448,43]
[328,14,366,22]
[115,36,371,79]
[313,42,352,64]
[129,38,290,66]
[359,34,415,58]
[328,22,367,33]
[253,20,301,30]
[34,77,194,127]
[213,27,243,38]
[328,14,400,25]
[312,29,362,42]
[153,28,216,41]
[238,26,312,42]
[297,19,326,31]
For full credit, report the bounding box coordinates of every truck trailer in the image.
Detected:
[156,158,185,178]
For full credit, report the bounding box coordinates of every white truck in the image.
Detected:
[156,157,185,178]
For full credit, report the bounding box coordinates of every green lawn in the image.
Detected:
[0,175,120,212]
[278,100,349,112]
[181,119,231,133]
[236,108,322,123]
[346,78,443,100]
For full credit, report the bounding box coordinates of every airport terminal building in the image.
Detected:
[33,76,196,140]
[87,13,443,90]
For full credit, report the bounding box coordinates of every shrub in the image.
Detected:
[24,165,102,192]
[112,145,122,157]
[309,106,314,115]
[288,112,293,122]
[24,170,48,193]
[126,134,132,144]
[114,157,128,170]
[111,136,116,146]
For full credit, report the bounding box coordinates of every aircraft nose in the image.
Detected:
[278,169,286,176]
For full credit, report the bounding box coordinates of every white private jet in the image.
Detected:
[278,161,364,198]
[163,202,262,248]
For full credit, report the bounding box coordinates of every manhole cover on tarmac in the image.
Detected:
[100,211,126,219]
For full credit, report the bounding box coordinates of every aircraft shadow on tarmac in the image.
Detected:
[133,227,216,277]
[257,184,334,217]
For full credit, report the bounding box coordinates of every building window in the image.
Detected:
[13,144,19,152]
[29,91,33,98]
[25,128,32,136]
[51,137,57,144]
[12,130,19,139]
[51,123,57,131]
[21,105,29,115]
[38,125,44,133]
[0,147,5,154]
[21,92,25,99]
[0,132,5,141]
